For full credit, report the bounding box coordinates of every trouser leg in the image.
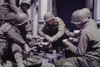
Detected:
[55,61,76,67]
[55,60,76,67]
[14,52,25,67]
[54,58,77,67]
[0,44,6,67]
[12,43,25,67]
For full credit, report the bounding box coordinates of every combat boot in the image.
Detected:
[14,52,25,67]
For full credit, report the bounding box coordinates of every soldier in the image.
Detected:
[12,12,42,67]
[0,12,30,67]
[38,12,72,51]
[82,8,98,29]
[9,0,34,51]
[9,0,32,38]
[54,10,100,67]
[9,13,31,67]
[19,0,30,15]
[19,0,32,35]
[9,0,30,15]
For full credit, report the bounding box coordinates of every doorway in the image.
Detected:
[55,0,85,31]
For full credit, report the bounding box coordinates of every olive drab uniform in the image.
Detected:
[0,23,12,62]
[0,22,26,63]
[0,10,27,67]
[9,0,43,66]
[9,0,32,39]
[55,19,100,67]
[38,17,70,50]
[9,0,31,33]
[9,0,30,16]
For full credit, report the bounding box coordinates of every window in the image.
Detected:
[38,0,52,22]
[94,0,100,24]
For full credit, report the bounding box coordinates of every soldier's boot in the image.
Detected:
[14,52,25,67]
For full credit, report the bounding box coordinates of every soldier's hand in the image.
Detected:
[32,35,39,39]
[73,30,80,37]
[49,38,54,43]
[45,36,51,42]
[62,39,72,46]
[24,44,31,54]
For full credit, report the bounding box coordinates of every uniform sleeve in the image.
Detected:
[9,0,20,13]
[7,27,26,45]
[38,22,50,38]
[76,31,88,55]
[64,27,75,37]
[52,17,65,41]
[67,31,88,56]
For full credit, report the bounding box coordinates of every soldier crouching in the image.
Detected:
[54,9,100,67]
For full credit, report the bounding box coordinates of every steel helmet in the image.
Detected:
[15,13,30,26]
[44,12,55,22]
[20,0,30,9]
[82,8,91,18]
[71,10,88,24]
